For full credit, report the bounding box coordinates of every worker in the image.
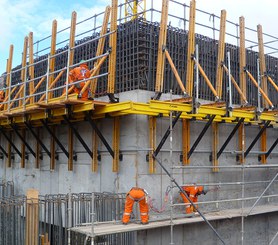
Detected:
[0,90,5,103]
[67,60,93,100]
[180,184,208,214]
[122,187,149,225]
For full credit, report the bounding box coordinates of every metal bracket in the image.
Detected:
[259,137,278,161]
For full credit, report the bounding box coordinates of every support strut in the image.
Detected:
[260,137,278,161]
[0,128,22,158]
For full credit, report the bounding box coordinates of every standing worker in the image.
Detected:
[180,184,208,214]
[67,60,93,100]
[122,187,149,225]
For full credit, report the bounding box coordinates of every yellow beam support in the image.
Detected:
[91,6,111,96]
[20,129,26,168]
[257,24,268,108]
[239,17,247,104]
[148,116,156,173]
[108,0,118,94]
[49,20,58,100]
[92,123,98,172]
[260,126,267,164]
[155,0,169,93]
[267,76,278,92]
[216,10,227,98]
[68,127,73,171]
[69,12,77,66]
[182,119,190,165]
[212,122,219,172]
[186,0,196,96]
[246,70,273,108]
[20,36,28,107]
[4,45,14,111]
[112,116,120,172]
[165,49,186,94]
[238,123,245,164]
[28,32,35,104]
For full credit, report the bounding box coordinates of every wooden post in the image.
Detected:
[20,36,28,107]
[112,117,120,172]
[149,116,156,173]
[35,128,41,169]
[92,124,98,172]
[182,119,190,165]
[4,45,14,111]
[69,12,77,66]
[50,126,55,170]
[238,123,245,164]
[239,17,247,105]
[212,122,219,172]
[25,189,39,245]
[28,32,35,104]
[68,127,74,171]
[260,126,267,164]
[21,129,26,168]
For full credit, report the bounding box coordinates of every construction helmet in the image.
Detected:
[203,186,209,194]
[79,59,87,65]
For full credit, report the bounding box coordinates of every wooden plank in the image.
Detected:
[92,124,98,172]
[238,123,245,164]
[35,128,40,169]
[69,12,77,66]
[260,126,267,164]
[182,119,190,165]
[112,116,120,172]
[239,17,247,105]
[20,129,26,168]
[68,127,73,171]
[28,32,35,104]
[149,116,156,173]
[4,45,14,111]
[20,36,28,107]
[212,122,219,172]
[50,126,55,170]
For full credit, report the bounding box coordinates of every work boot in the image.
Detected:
[141,221,149,225]
[122,222,128,225]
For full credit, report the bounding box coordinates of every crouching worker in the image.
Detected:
[122,187,149,225]
[180,185,208,214]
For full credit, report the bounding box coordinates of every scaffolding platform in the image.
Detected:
[70,204,278,237]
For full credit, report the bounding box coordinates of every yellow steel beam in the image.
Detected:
[186,0,196,96]
[257,24,268,108]
[216,10,227,98]
[239,17,247,104]
[108,0,118,94]
[261,125,267,164]
[267,76,278,92]
[20,36,28,107]
[112,116,120,172]
[212,122,219,172]
[182,119,190,165]
[149,116,156,173]
[28,32,35,104]
[91,6,111,96]
[246,70,273,108]
[4,45,14,111]
[155,0,169,93]
[48,20,58,100]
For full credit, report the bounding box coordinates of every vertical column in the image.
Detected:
[149,116,156,173]
[20,36,28,107]
[21,129,26,168]
[28,32,35,104]
[6,133,12,168]
[92,125,98,172]
[238,123,245,164]
[68,127,74,171]
[35,128,40,169]
[4,45,14,111]
[182,119,190,165]
[112,117,120,172]
[69,12,77,66]
[186,0,196,96]
[239,17,247,105]
[260,127,267,164]
[50,126,55,170]
[212,123,219,172]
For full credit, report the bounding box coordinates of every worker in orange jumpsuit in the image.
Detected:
[0,90,5,102]
[180,185,208,214]
[122,187,149,225]
[67,60,93,100]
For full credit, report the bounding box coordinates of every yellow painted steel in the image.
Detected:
[182,119,190,165]
[125,0,146,21]
[155,0,169,93]
[267,76,278,92]
[245,70,273,108]
[91,6,111,96]
[216,10,227,98]
[239,17,247,104]
[186,0,196,96]
[48,20,58,100]
[28,32,35,104]
[257,25,268,108]
[149,116,156,173]
[108,0,118,94]
[212,122,219,172]
[112,116,120,172]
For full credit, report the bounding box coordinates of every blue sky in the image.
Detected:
[1,0,278,74]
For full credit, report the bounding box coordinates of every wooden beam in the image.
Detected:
[149,116,156,173]
[35,128,40,169]
[69,11,77,66]
[182,119,190,165]
[212,122,219,172]
[238,123,245,164]
[20,36,28,107]
[112,116,120,172]
[92,124,98,172]
[28,32,35,104]
[107,0,118,94]
[68,127,74,171]
[267,76,278,92]
[257,24,268,108]
[48,20,58,100]
[25,189,39,245]
[260,126,267,164]
[155,0,169,93]
[239,17,247,105]
[91,6,111,96]
[186,0,196,96]
[4,45,14,111]
[6,133,12,168]
[20,129,26,168]
[50,125,55,170]
[216,10,227,98]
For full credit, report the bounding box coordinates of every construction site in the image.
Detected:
[0,0,278,244]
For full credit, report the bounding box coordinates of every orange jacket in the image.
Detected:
[0,90,5,102]
[181,185,206,203]
[68,64,91,87]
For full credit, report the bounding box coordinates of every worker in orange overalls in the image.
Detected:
[122,187,149,225]
[180,185,208,214]
[67,60,93,100]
